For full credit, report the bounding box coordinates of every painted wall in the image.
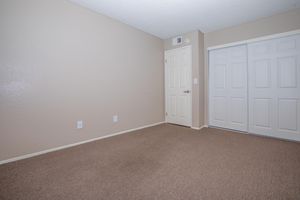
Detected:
[204,8,300,125]
[0,0,164,161]
[164,31,205,128]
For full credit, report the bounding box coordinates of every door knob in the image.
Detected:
[183,90,190,93]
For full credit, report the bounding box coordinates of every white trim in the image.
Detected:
[208,125,248,134]
[200,125,208,129]
[0,121,166,165]
[191,127,200,130]
[191,125,208,130]
[209,125,300,143]
[207,29,300,51]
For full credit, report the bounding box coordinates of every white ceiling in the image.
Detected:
[70,0,300,39]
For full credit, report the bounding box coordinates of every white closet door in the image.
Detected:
[209,45,248,131]
[248,34,300,141]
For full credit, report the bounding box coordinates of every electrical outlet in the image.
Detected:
[77,120,83,129]
[113,115,118,123]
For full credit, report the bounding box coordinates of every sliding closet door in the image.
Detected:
[248,34,300,141]
[209,45,248,131]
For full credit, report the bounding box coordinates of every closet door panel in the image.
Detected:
[209,45,248,131]
[209,49,229,129]
[228,45,248,131]
[248,34,300,141]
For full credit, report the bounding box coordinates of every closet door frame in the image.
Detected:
[207,29,300,142]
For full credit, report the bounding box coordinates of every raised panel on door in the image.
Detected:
[214,64,226,88]
[253,98,272,129]
[277,56,297,88]
[278,98,298,132]
[168,95,177,122]
[254,59,271,88]
[212,96,227,128]
[209,45,248,131]
[177,95,189,125]
[248,34,300,141]
[231,62,245,88]
[230,97,245,124]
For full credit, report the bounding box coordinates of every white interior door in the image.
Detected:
[248,34,300,141]
[165,46,192,127]
[209,45,248,132]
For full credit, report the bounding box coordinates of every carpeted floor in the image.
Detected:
[1,124,300,200]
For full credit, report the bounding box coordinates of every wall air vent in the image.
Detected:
[172,36,183,46]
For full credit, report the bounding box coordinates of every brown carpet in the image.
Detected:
[1,124,300,200]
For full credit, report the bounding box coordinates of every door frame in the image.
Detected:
[164,45,193,127]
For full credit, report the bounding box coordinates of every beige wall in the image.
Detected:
[164,31,205,128]
[198,32,205,127]
[0,0,164,161]
[204,8,300,125]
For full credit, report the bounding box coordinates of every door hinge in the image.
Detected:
[165,112,168,116]
[164,59,167,64]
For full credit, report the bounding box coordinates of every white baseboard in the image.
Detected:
[191,127,200,130]
[201,125,208,129]
[191,125,208,130]
[0,121,166,165]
